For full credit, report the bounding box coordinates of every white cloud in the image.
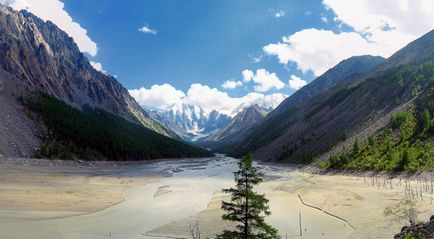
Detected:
[183,84,287,115]
[321,16,328,23]
[2,0,98,56]
[275,10,286,18]
[138,25,157,35]
[247,69,285,92]
[183,84,236,114]
[242,69,254,82]
[129,84,185,110]
[89,61,107,74]
[222,80,242,89]
[288,75,307,90]
[129,83,287,116]
[264,0,434,76]
[323,0,434,38]
[264,29,389,76]
[236,92,287,112]
[252,56,262,63]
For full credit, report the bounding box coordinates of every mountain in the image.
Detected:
[0,6,175,137]
[225,29,434,164]
[212,55,384,156]
[0,6,209,159]
[197,104,268,149]
[148,103,231,141]
[271,55,385,116]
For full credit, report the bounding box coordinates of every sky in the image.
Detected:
[3,0,434,115]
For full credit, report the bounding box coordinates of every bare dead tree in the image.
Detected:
[187,220,201,239]
[384,197,420,226]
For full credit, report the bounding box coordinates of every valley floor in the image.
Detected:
[0,157,432,239]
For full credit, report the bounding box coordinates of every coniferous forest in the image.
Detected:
[23,93,212,160]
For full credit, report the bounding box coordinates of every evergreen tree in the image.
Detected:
[368,135,376,146]
[422,108,432,132]
[353,137,361,155]
[399,149,411,170]
[217,154,279,239]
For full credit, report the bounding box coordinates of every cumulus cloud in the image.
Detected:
[222,80,243,89]
[183,84,287,115]
[242,69,254,82]
[2,0,98,56]
[234,92,287,112]
[138,25,157,35]
[242,69,285,92]
[323,0,434,38]
[89,61,107,74]
[288,75,307,90]
[264,29,388,76]
[129,84,185,110]
[264,0,434,76]
[183,83,235,114]
[130,83,287,116]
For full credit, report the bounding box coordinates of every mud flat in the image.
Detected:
[0,157,432,239]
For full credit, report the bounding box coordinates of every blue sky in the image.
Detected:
[61,0,325,94]
[4,0,434,115]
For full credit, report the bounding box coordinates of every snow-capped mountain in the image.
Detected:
[148,103,231,141]
[197,104,270,149]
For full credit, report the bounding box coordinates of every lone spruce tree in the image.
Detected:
[217,154,279,239]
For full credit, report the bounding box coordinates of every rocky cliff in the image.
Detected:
[0,6,194,157]
[0,6,173,137]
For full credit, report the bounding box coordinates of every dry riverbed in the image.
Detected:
[0,157,432,239]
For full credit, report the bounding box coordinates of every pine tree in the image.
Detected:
[422,108,432,132]
[368,135,376,146]
[217,154,279,239]
[353,137,361,155]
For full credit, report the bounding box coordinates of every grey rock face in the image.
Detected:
[0,6,172,137]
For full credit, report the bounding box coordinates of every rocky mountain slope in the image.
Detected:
[271,55,385,116]
[148,103,231,141]
[197,104,268,149]
[0,69,42,157]
[213,55,384,156]
[0,6,173,138]
[227,29,434,163]
[0,6,210,159]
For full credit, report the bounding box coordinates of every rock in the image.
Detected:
[0,6,176,159]
[394,216,434,239]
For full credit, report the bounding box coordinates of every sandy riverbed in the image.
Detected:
[0,156,432,239]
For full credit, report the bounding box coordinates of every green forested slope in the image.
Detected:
[24,94,212,160]
[321,62,434,172]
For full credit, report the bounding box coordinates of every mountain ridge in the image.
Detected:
[148,103,231,142]
[229,29,434,163]
[0,5,210,159]
[197,104,269,150]
[211,55,385,156]
[0,6,175,138]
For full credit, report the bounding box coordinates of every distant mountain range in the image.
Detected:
[148,104,231,141]
[197,104,269,149]
[146,97,283,142]
[0,6,209,159]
